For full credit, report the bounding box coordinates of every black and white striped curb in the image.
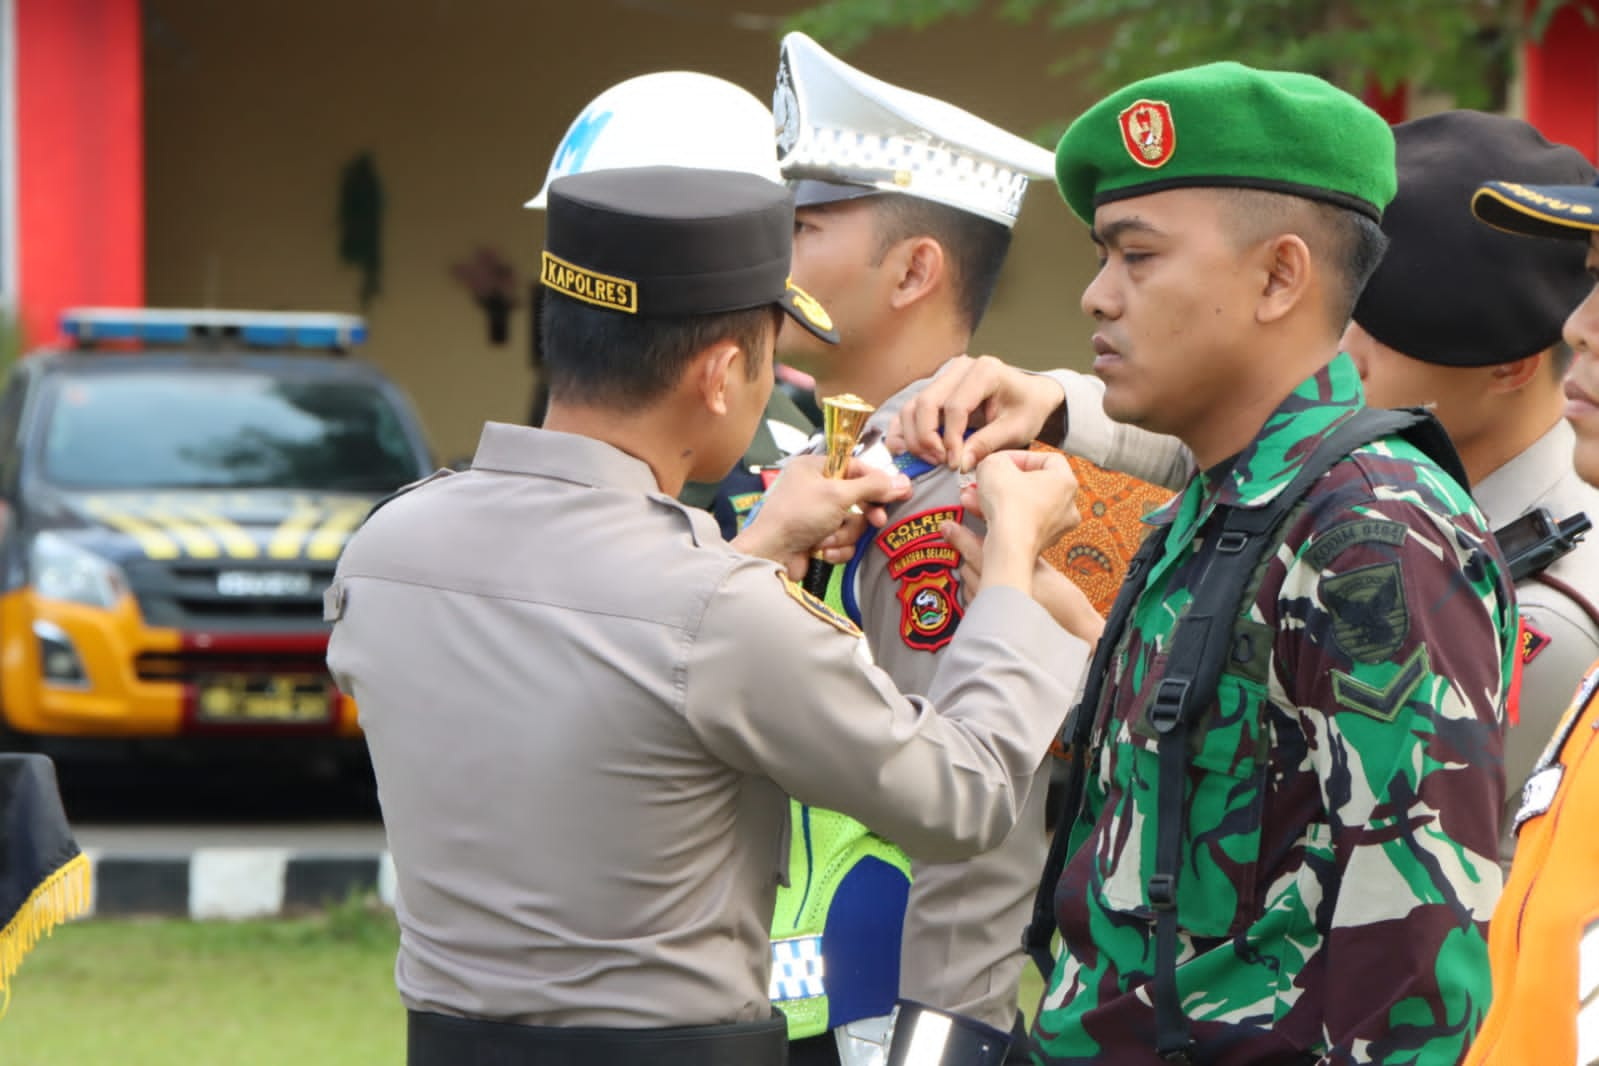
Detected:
[81,848,396,919]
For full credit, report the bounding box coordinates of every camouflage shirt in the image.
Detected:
[1033,355,1516,1066]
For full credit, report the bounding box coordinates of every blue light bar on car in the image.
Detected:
[60,308,368,351]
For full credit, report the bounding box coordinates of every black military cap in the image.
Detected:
[540,165,838,342]
[1352,110,1594,368]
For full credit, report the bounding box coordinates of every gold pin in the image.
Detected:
[802,393,877,596]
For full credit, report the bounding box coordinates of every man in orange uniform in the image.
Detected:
[1467,168,1599,1066]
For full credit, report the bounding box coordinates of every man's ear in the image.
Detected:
[694,339,744,416]
[887,235,946,312]
[1256,234,1313,325]
[1487,351,1545,394]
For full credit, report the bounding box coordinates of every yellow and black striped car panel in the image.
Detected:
[78,493,376,562]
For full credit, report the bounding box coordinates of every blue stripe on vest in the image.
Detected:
[842,532,871,624]
[822,855,910,1026]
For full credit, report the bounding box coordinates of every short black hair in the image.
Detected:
[1219,189,1389,331]
[867,196,1013,333]
[540,293,777,409]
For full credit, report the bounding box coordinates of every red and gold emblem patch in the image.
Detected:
[879,506,964,652]
[1522,620,1553,666]
[1118,99,1175,170]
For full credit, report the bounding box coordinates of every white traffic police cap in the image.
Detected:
[774,32,1054,228]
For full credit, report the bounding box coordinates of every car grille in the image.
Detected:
[135,636,331,684]
[124,560,335,631]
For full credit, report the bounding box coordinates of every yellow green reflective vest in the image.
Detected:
[767,543,913,1039]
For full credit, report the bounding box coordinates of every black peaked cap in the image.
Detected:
[1353,110,1594,367]
[542,166,836,341]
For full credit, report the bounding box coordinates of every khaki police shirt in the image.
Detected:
[325,422,1084,1030]
[1044,370,1599,861]
[1471,420,1599,862]
[826,376,1069,1031]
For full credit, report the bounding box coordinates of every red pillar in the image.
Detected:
[1362,80,1408,126]
[12,0,143,349]
[1523,0,1599,162]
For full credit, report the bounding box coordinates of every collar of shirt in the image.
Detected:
[1141,352,1366,531]
[869,373,936,436]
[1472,418,1578,529]
[470,421,662,495]
[797,372,941,469]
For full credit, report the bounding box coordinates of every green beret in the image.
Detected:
[1056,61,1397,225]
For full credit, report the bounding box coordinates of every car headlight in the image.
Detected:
[30,532,130,608]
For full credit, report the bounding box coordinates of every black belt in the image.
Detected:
[407,1008,789,1066]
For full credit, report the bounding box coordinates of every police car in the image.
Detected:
[0,308,433,768]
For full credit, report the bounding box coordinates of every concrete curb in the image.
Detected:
[82,848,396,918]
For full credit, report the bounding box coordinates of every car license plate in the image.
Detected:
[195,674,333,725]
[216,571,315,597]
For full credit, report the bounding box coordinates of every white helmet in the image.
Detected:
[525,72,783,209]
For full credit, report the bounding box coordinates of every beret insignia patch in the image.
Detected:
[1118,99,1175,170]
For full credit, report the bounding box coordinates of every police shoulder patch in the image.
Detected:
[1521,620,1553,666]
[779,572,861,638]
[878,506,965,652]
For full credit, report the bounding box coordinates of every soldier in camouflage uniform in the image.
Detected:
[894,62,1516,1065]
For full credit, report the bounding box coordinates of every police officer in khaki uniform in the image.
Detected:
[326,166,1089,1066]
[769,35,1101,1063]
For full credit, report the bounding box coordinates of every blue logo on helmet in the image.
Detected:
[552,108,614,178]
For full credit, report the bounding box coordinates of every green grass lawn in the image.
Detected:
[0,898,405,1066]
[1,900,1050,1064]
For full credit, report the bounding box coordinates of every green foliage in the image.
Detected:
[0,306,20,375]
[789,0,1582,112]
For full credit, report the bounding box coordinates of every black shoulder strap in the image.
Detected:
[1022,518,1168,979]
[1024,406,1449,1060]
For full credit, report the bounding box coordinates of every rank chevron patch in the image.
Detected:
[1331,645,1431,723]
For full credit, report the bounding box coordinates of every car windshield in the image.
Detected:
[39,369,424,491]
